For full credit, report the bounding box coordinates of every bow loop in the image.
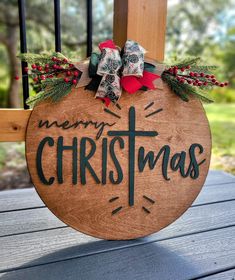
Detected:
[96,40,122,102]
[122,40,146,77]
[97,48,122,76]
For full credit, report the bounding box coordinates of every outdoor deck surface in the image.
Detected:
[0,170,235,280]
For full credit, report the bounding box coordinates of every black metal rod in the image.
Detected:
[18,0,29,109]
[54,0,61,52]
[86,0,93,56]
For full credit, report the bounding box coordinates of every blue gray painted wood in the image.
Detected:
[0,170,234,280]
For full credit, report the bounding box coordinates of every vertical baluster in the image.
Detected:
[54,0,62,52]
[18,0,29,109]
[86,0,93,57]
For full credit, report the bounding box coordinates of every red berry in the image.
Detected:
[193,82,197,86]
[52,56,57,61]
[186,65,191,69]
[200,73,204,77]
[33,77,38,82]
[64,77,69,83]
[177,76,181,81]
[205,74,210,78]
[189,72,194,77]
[49,74,54,78]
[180,79,185,83]
[198,82,202,86]
[215,81,219,86]
[194,73,198,77]
[31,64,37,69]
[195,79,199,83]
[180,67,185,72]
[224,82,229,86]
[37,66,43,71]
[45,69,49,73]
[69,63,74,68]
[66,71,71,76]
[45,64,49,68]
[14,75,20,80]
[220,83,224,87]
[212,78,216,83]
[187,80,192,84]
[74,71,79,77]
[203,82,208,86]
[63,58,68,63]
[41,75,46,80]
[53,64,58,69]
[72,79,77,85]
[210,75,215,78]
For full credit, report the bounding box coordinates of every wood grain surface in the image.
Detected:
[0,109,31,142]
[25,84,211,240]
[1,171,235,279]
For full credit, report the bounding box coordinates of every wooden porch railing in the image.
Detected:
[0,0,167,142]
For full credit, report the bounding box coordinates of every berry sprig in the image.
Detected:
[18,56,81,87]
[16,52,83,106]
[165,65,228,88]
[161,57,229,103]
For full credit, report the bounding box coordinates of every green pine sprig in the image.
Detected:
[161,73,189,102]
[161,57,228,103]
[170,57,201,69]
[161,73,213,103]
[26,78,73,107]
[18,52,67,65]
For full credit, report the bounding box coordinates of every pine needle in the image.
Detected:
[26,78,73,107]
[18,52,67,64]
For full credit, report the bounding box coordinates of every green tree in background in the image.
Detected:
[166,0,235,102]
[0,0,113,108]
[166,0,232,56]
[221,27,235,85]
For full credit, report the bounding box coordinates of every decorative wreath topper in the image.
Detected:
[18,39,228,107]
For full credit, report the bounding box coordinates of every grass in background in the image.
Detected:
[204,103,235,174]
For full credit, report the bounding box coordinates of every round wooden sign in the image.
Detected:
[26,84,211,240]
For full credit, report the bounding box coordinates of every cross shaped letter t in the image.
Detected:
[108,106,158,206]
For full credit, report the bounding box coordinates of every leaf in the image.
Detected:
[189,65,218,73]
[26,78,73,107]
[167,57,201,68]
[18,52,67,64]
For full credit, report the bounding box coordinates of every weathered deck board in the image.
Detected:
[193,181,235,206]
[0,171,234,280]
[199,269,235,279]
[0,198,234,238]
[0,227,234,280]
[0,171,234,213]
[0,199,235,272]
[204,170,235,186]
[0,188,43,213]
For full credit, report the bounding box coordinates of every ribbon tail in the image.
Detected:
[121,71,160,94]
[97,97,111,107]
[139,71,160,89]
[120,76,142,94]
[95,74,121,104]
